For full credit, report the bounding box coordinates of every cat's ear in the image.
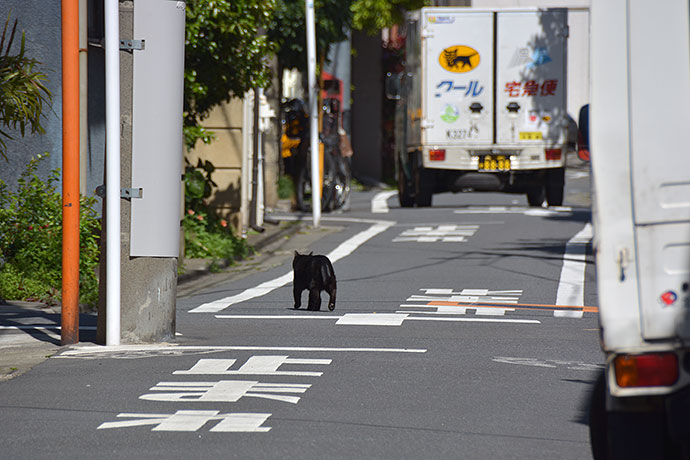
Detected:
[294,251,301,256]
[308,251,314,256]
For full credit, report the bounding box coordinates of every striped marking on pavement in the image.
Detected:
[215,313,540,326]
[400,301,597,318]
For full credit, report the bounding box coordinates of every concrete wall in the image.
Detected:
[185,100,245,230]
[0,1,106,207]
[0,1,63,188]
[184,88,280,234]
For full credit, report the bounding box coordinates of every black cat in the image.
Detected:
[292,251,337,311]
[444,49,478,70]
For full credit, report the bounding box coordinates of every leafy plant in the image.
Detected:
[277,174,295,200]
[183,158,217,213]
[0,154,100,307]
[0,14,52,161]
[182,209,248,263]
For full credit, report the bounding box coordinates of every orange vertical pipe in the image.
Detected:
[61,0,80,345]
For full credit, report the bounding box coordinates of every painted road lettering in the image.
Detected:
[393,225,479,242]
[140,380,311,404]
[173,356,332,376]
[400,287,596,318]
[100,354,328,433]
[98,411,272,432]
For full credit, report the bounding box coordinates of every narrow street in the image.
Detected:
[0,166,599,459]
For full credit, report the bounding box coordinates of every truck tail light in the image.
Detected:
[614,353,679,388]
[545,148,562,161]
[429,149,446,161]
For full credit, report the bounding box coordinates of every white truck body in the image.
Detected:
[591,0,690,396]
[393,7,569,207]
[588,0,690,455]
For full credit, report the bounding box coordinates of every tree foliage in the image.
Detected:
[0,15,52,161]
[184,0,276,150]
[268,0,354,72]
[182,0,428,150]
[351,0,427,32]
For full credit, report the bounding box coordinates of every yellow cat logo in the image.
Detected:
[439,45,480,73]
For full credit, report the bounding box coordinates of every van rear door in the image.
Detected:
[495,9,567,146]
[422,9,494,146]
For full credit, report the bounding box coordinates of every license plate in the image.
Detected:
[476,155,511,172]
[519,131,543,140]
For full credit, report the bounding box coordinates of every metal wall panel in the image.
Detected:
[130,0,185,257]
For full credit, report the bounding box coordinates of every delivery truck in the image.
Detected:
[587,1,690,458]
[387,7,569,207]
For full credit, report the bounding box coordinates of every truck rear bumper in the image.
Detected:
[421,145,566,170]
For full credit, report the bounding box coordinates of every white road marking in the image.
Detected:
[173,357,331,377]
[189,220,395,313]
[399,305,515,316]
[336,313,408,326]
[140,380,311,404]
[98,411,272,432]
[555,223,592,306]
[566,171,589,180]
[393,225,478,243]
[371,190,398,213]
[56,344,428,358]
[408,288,522,305]
[215,315,333,320]
[407,317,539,324]
[0,325,97,331]
[215,313,539,326]
[454,206,573,215]
[554,310,585,319]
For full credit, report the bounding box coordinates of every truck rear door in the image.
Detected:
[423,10,494,146]
[495,9,567,146]
[627,1,690,341]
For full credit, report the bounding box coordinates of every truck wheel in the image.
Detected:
[414,160,434,207]
[398,165,414,208]
[546,184,564,206]
[589,372,608,460]
[546,168,565,206]
[527,186,545,207]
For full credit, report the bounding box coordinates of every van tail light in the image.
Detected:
[614,353,679,388]
[429,149,446,161]
[545,148,562,161]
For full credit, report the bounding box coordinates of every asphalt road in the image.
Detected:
[0,167,600,459]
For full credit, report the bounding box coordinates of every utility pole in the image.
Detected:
[104,0,121,346]
[305,0,320,228]
[61,0,80,346]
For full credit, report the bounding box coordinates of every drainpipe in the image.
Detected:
[61,0,80,345]
[104,0,121,346]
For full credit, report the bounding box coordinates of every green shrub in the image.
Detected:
[0,154,100,307]
[182,209,248,263]
[278,174,294,200]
